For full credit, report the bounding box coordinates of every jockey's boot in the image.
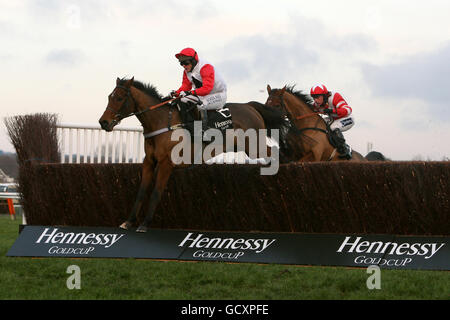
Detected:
[333,129,352,160]
[200,109,209,140]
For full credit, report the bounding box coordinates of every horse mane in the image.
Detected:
[118,78,163,101]
[275,85,322,157]
[247,101,288,132]
[284,84,314,109]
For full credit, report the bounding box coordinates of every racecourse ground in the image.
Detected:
[0,216,448,300]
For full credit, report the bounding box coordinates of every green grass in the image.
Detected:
[1,216,448,300]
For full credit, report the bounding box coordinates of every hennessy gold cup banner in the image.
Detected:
[6,226,450,270]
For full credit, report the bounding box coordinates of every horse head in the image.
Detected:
[266,84,316,119]
[99,77,137,131]
[265,85,289,117]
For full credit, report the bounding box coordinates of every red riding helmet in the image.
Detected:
[175,48,199,62]
[310,84,329,96]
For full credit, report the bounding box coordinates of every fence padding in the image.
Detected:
[20,162,449,235]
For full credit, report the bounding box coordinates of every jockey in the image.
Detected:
[170,48,227,133]
[310,84,354,159]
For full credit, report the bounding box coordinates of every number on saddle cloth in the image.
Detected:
[176,102,233,140]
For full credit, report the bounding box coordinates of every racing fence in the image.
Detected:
[18,161,450,235]
[5,113,450,235]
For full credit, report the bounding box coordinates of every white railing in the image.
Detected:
[57,123,279,165]
[0,192,20,200]
[57,124,145,164]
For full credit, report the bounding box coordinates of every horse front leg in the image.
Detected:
[136,158,173,232]
[119,156,155,230]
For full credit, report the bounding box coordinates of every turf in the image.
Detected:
[0,216,448,300]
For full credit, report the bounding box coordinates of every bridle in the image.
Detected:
[268,90,338,161]
[106,84,182,139]
[106,84,137,122]
[107,85,178,121]
[267,91,328,135]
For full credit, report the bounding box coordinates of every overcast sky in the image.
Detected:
[1,0,450,160]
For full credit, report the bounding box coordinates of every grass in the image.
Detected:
[0,215,448,300]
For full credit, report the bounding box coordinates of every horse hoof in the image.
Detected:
[136,225,148,233]
[119,221,132,230]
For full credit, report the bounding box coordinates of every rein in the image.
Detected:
[108,84,184,139]
[277,94,328,134]
[129,98,177,118]
[108,84,178,120]
[272,91,337,161]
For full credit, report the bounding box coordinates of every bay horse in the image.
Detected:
[99,77,281,232]
[265,85,367,162]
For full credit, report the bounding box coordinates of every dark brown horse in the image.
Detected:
[99,77,280,232]
[265,85,367,162]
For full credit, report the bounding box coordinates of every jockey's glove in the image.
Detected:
[169,90,177,98]
[324,108,335,115]
[179,91,194,98]
[180,93,202,105]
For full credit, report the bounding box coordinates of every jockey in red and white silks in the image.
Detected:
[310,84,354,159]
[172,48,227,111]
[310,84,354,132]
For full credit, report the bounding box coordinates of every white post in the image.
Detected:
[111,131,116,163]
[60,128,66,163]
[22,210,26,225]
[105,131,109,164]
[83,129,88,163]
[119,131,123,163]
[68,128,73,164]
[138,134,143,162]
[97,129,103,163]
[76,129,81,164]
[133,132,138,163]
[126,132,130,163]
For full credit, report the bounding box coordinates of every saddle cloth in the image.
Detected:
[207,106,233,132]
[177,102,233,139]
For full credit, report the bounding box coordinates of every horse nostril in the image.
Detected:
[99,120,108,130]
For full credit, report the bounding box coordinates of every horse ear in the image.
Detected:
[125,77,134,88]
[267,85,271,94]
[280,86,287,95]
[116,77,120,85]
